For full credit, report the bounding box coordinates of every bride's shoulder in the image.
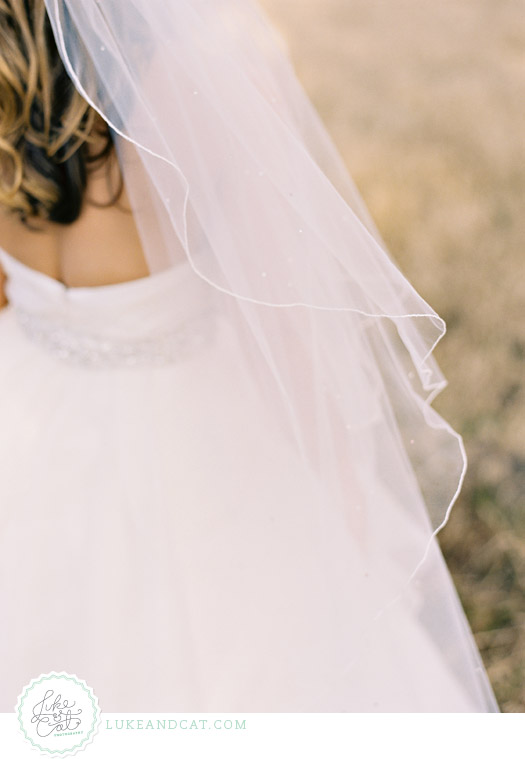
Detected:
[0,260,6,308]
[0,208,60,282]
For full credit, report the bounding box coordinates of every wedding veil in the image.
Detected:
[43,0,470,668]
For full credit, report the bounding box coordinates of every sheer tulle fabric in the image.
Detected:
[1,0,493,709]
[0,247,497,710]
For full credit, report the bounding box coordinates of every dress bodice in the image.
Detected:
[0,247,219,368]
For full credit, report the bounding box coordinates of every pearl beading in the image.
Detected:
[14,307,218,369]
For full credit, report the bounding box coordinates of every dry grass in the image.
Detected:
[262,0,525,711]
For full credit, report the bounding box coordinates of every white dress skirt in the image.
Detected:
[0,245,499,713]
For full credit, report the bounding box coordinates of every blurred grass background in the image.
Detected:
[262,0,525,711]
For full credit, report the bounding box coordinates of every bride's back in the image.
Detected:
[0,145,149,291]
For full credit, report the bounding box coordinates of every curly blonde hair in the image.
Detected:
[0,0,119,225]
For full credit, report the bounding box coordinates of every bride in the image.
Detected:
[0,0,499,712]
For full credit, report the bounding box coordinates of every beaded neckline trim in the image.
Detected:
[14,307,218,369]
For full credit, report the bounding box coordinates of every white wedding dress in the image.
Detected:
[0,244,499,713]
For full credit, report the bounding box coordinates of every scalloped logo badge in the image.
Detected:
[16,672,101,757]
